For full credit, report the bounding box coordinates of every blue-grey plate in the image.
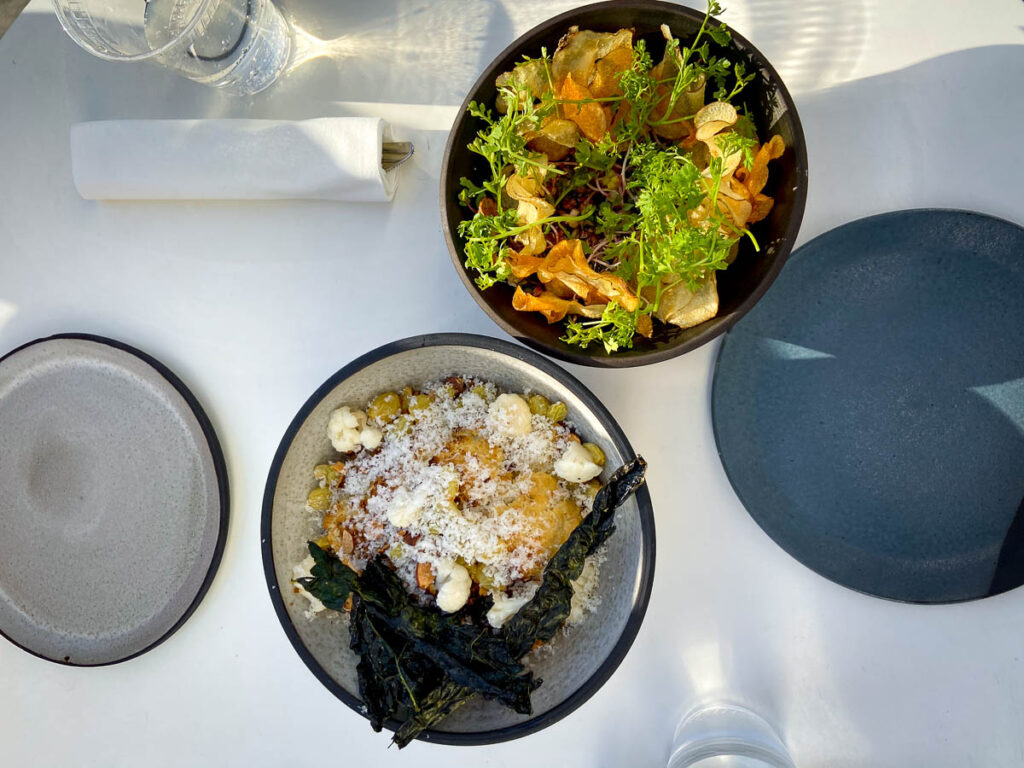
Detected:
[712,209,1024,603]
[0,335,229,664]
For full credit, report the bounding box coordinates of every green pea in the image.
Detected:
[307,487,332,511]
[547,401,568,423]
[528,394,551,415]
[367,391,401,423]
[582,442,606,466]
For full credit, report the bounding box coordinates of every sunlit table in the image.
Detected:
[1,1,1023,765]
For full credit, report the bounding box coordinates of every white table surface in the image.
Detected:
[1,1,1023,765]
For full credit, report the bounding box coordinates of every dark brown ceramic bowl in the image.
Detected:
[441,0,808,368]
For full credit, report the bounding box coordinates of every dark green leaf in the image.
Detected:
[391,457,647,746]
[392,680,473,749]
[296,541,357,612]
[504,457,648,657]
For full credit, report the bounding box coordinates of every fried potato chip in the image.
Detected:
[746,134,786,197]
[650,81,706,140]
[495,59,550,113]
[703,131,743,177]
[505,171,554,256]
[636,313,653,338]
[507,250,545,279]
[747,193,775,223]
[539,245,593,300]
[552,27,633,89]
[590,45,633,98]
[694,101,739,142]
[717,194,752,228]
[650,272,719,329]
[602,45,633,69]
[766,134,786,160]
[504,170,545,202]
[648,30,706,140]
[516,197,555,225]
[514,226,547,257]
[525,117,579,162]
[538,239,640,311]
[689,140,711,171]
[512,286,605,323]
[686,199,713,231]
[559,73,608,143]
[720,175,751,201]
[678,119,698,150]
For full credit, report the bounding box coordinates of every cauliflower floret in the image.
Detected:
[434,560,472,613]
[292,555,326,619]
[554,442,602,483]
[359,424,383,451]
[487,393,532,437]
[387,485,424,528]
[327,406,381,453]
[486,591,532,629]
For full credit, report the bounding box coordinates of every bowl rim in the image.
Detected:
[440,0,809,368]
[260,332,656,745]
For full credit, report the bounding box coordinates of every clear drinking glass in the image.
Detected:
[53,0,292,95]
[668,703,797,768]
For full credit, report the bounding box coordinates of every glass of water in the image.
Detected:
[668,703,797,768]
[53,0,292,95]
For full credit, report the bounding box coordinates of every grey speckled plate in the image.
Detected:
[0,335,228,664]
[261,334,655,745]
[713,209,1024,603]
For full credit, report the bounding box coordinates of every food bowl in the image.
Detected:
[441,0,807,368]
[261,333,655,744]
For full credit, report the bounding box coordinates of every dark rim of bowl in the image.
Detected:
[441,0,809,368]
[260,332,656,745]
[711,208,1024,606]
[0,332,230,666]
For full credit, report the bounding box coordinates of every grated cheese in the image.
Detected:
[307,377,603,629]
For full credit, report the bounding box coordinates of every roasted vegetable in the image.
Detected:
[300,458,647,748]
[299,547,538,735]
[393,457,648,747]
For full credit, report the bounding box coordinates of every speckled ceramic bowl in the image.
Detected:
[261,334,655,745]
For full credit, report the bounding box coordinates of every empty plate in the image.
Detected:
[713,209,1024,603]
[0,334,228,664]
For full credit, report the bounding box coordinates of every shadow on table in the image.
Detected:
[587,46,1024,768]
[734,0,873,94]
[783,43,1024,240]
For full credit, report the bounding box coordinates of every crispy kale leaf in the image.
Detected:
[300,458,647,749]
[393,457,648,747]
[504,457,648,656]
[298,545,539,741]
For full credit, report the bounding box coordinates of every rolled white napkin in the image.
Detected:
[70,117,400,202]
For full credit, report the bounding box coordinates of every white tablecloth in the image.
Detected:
[1,1,1022,765]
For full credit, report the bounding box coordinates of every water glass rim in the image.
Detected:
[52,0,218,62]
